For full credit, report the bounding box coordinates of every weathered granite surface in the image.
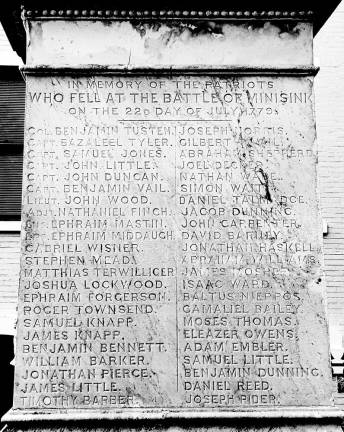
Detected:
[2,5,342,429]
[25,20,313,69]
[4,420,344,432]
[9,74,335,415]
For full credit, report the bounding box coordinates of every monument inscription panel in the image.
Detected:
[15,75,332,412]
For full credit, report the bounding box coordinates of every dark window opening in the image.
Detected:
[0,67,25,220]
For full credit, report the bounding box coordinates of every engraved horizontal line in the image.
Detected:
[21,66,320,77]
[118,119,233,122]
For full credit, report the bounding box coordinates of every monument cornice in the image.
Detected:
[21,8,315,20]
[0,0,341,61]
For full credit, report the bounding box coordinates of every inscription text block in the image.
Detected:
[16,75,332,412]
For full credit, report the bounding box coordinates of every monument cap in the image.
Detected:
[0,0,341,62]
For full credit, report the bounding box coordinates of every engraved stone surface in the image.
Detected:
[15,74,334,414]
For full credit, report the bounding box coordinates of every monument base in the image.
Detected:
[3,407,344,432]
[2,412,344,432]
[2,407,344,422]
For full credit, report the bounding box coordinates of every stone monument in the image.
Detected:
[2,2,343,432]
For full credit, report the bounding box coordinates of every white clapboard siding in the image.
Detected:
[0,233,20,335]
[314,0,344,373]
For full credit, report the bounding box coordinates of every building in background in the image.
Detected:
[314,1,344,397]
[0,1,344,409]
[0,22,23,336]
[314,3,344,388]
[0,22,24,417]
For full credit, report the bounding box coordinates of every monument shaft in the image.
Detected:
[2,4,342,426]
[16,74,332,412]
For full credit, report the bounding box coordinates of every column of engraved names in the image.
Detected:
[17,76,177,410]
[176,76,324,408]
